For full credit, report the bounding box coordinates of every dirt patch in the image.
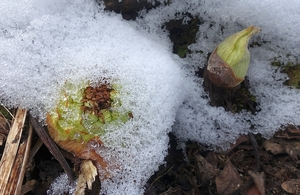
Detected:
[145,128,300,195]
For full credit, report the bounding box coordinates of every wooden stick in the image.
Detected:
[0,108,27,195]
[7,141,26,194]
[15,124,33,195]
[28,137,43,161]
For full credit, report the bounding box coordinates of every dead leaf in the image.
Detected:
[249,170,265,195]
[247,184,261,195]
[0,116,9,133]
[206,151,218,167]
[215,160,243,195]
[263,140,284,155]
[286,125,300,134]
[220,135,249,154]
[0,133,6,146]
[275,124,300,139]
[264,137,300,163]
[21,180,37,195]
[196,154,218,182]
[75,160,98,195]
[283,141,300,163]
[281,179,300,194]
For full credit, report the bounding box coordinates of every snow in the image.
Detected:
[136,0,300,148]
[151,0,300,148]
[1,0,183,194]
[1,0,300,194]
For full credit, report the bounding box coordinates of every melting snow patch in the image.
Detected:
[1,0,183,194]
[2,0,300,194]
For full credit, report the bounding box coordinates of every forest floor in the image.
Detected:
[144,128,300,195]
[1,121,299,195]
[1,1,300,194]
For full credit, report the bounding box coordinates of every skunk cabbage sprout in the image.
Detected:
[46,81,132,173]
[207,26,261,88]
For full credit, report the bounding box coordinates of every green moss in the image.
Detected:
[0,105,13,120]
[282,64,300,89]
[271,60,300,89]
[230,84,258,114]
[165,15,201,58]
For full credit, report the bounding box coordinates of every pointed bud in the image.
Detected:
[207,26,261,88]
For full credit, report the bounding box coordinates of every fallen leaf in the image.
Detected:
[281,179,300,194]
[283,141,300,163]
[247,184,261,195]
[21,180,37,195]
[216,160,243,195]
[263,140,284,155]
[0,133,6,146]
[196,154,218,182]
[275,124,300,139]
[249,170,265,195]
[221,135,249,154]
[0,116,9,133]
[206,151,218,167]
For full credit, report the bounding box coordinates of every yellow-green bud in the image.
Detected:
[46,81,132,174]
[207,26,261,88]
[47,81,132,143]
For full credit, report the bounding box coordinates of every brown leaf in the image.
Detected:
[220,135,249,154]
[21,180,37,195]
[283,141,300,163]
[263,140,284,155]
[196,154,218,182]
[216,160,243,195]
[0,133,6,146]
[0,116,9,133]
[281,179,300,194]
[206,151,218,167]
[247,184,261,195]
[249,170,265,195]
[275,124,300,139]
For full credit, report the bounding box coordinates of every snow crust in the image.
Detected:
[1,0,300,194]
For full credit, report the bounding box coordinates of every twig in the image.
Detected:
[29,114,74,183]
[249,133,260,171]
[28,138,44,161]
[146,165,175,192]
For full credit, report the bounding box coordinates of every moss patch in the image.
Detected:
[271,60,300,89]
[282,64,300,89]
[0,105,13,120]
[230,81,258,113]
[165,15,201,58]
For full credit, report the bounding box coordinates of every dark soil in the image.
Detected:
[1,109,300,195]
[144,127,300,195]
[3,127,298,195]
